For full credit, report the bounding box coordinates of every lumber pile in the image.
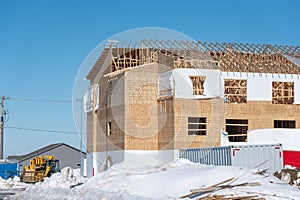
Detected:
[180,177,265,200]
[197,194,265,200]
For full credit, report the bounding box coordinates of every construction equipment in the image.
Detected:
[21,156,60,183]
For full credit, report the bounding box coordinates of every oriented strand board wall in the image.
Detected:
[124,63,160,150]
[157,99,175,150]
[97,73,126,152]
[225,101,300,130]
[173,98,225,149]
[123,63,176,150]
[94,62,227,152]
[86,112,93,153]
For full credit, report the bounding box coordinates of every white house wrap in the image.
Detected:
[159,69,223,99]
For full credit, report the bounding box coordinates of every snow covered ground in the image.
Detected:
[6,159,299,200]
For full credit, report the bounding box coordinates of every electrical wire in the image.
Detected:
[2,97,85,135]
[7,97,81,103]
[5,126,86,135]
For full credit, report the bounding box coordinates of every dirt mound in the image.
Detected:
[274,167,300,187]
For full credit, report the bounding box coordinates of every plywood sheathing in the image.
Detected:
[173,98,225,149]
[225,101,300,130]
[124,63,160,150]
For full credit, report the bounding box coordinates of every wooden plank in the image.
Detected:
[190,177,235,193]
[179,177,235,198]
[180,180,261,199]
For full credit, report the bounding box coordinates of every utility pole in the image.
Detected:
[76,98,83,174]
[80,98,83,171]
[0,96,6,159]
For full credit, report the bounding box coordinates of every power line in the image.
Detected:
[5,126,86,135]
[7,97,76,103]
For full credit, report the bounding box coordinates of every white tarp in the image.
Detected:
[94,84,99,111]
[158,69,223,99]
[159,69,300,103]
[84,84,99,112]
[84,86,93,112]
[158,70,174,98]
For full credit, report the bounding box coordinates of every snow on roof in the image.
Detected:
[283,54,300,67]
[222,129,300,151]
[247,129,300,151]
[7,143,86,162]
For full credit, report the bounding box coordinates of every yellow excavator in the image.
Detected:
[21,156,60,183]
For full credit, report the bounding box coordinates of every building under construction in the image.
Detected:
[85,40,300,176]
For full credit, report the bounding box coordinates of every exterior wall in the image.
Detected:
[221,72,300,103]
[173,98,225,149]
[86,48,114,156]
[225,101,300,130]
[124,63,160,150]
[100,73,125,151]
[86,112,93,153]
[97,63,172,151]
[89,65,300,150]
[86,46,126,156]
[19,145,84,171]
[157,99,174,150]
[223,72,300,130]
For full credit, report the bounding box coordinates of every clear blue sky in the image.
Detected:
[0,0,299,158]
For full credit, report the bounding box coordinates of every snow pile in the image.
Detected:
[34,167,87,188]
[0,176,28,189]
[16,159,300,200]
[248,129,300,151]
[222,128,300,151]
[15,167,87,200]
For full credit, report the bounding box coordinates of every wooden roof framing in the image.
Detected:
[86,40,300,80]
[199,42,300,74]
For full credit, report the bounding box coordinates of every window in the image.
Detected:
[224,79,247,103]
[226,119,248,142]
[188,117,206,135]
[189,76,206,95]
[272,82,294,104]
[107,122,112,136]
[274,120,296,128]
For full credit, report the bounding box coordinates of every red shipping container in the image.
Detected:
[283,151,300,169]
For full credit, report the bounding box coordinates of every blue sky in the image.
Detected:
[0,0,299,158]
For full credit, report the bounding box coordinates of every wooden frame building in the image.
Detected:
[85,40,300,176]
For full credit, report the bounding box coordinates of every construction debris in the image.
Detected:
[180,177,262,199]
[197,194,265,200]
[274,166,300,187]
